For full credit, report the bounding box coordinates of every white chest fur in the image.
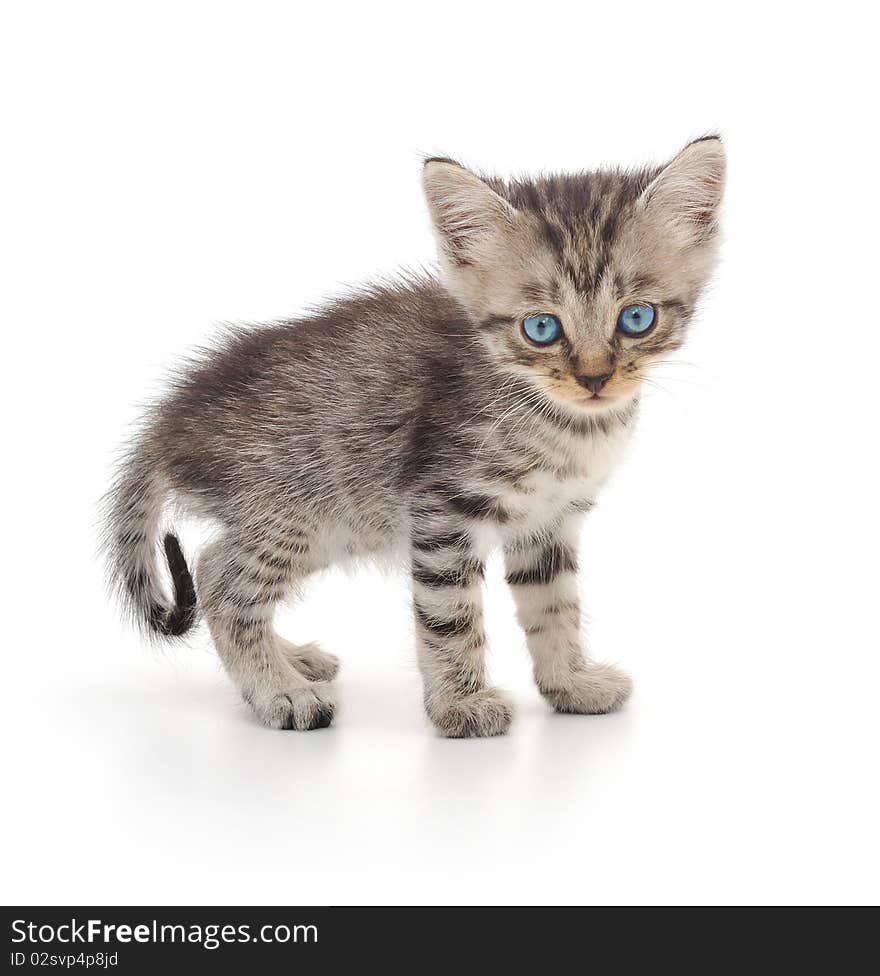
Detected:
[486,419,634,551]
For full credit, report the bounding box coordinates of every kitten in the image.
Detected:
[104,137,725,736]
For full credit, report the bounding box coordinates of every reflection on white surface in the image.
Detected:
[6,553,877,906]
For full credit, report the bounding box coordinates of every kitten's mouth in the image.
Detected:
[577,393,618,410]
[541,378,627,414]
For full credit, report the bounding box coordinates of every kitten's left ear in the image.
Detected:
[422,158,518,264]
[640,136,726,246]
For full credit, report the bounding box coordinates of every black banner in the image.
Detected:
[1,906,874,971]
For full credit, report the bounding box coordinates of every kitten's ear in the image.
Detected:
[422,158,517,263]
[640,136,726,246]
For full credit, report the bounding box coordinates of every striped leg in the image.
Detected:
[411,527,513,737]
[505,519,632,714]
[197,537,336,730]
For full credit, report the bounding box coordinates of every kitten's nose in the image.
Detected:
[575,372,613,394]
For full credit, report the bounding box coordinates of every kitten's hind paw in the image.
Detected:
[250,681,337,731]
[280,640,340,682]
[540,663,632,715]
[428,689,514,738]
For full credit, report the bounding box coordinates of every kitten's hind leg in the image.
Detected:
[197,537,336,730]
[278,639,340,682]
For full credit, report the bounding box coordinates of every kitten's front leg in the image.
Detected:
[411,527,512,737]
[505,518,632,715]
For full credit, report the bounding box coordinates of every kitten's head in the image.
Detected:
[422,138,725,414]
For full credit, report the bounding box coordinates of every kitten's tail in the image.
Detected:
[102,449,197,640]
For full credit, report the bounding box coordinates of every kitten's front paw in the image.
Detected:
[249,681,337,731]
[429,689,514,738]
[540,663,632,715]
[282,640,340,682]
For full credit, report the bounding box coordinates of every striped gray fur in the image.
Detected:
[103,137,725,735]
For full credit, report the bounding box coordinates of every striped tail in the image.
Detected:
[103,451,197,639]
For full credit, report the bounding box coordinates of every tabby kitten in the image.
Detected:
[105,137,725,736]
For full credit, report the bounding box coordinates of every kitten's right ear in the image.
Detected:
[422,158,517,264]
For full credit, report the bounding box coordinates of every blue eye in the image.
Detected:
[617,303,656,336]
[522,313,563,345]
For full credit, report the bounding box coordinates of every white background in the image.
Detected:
[2,1,878,906]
